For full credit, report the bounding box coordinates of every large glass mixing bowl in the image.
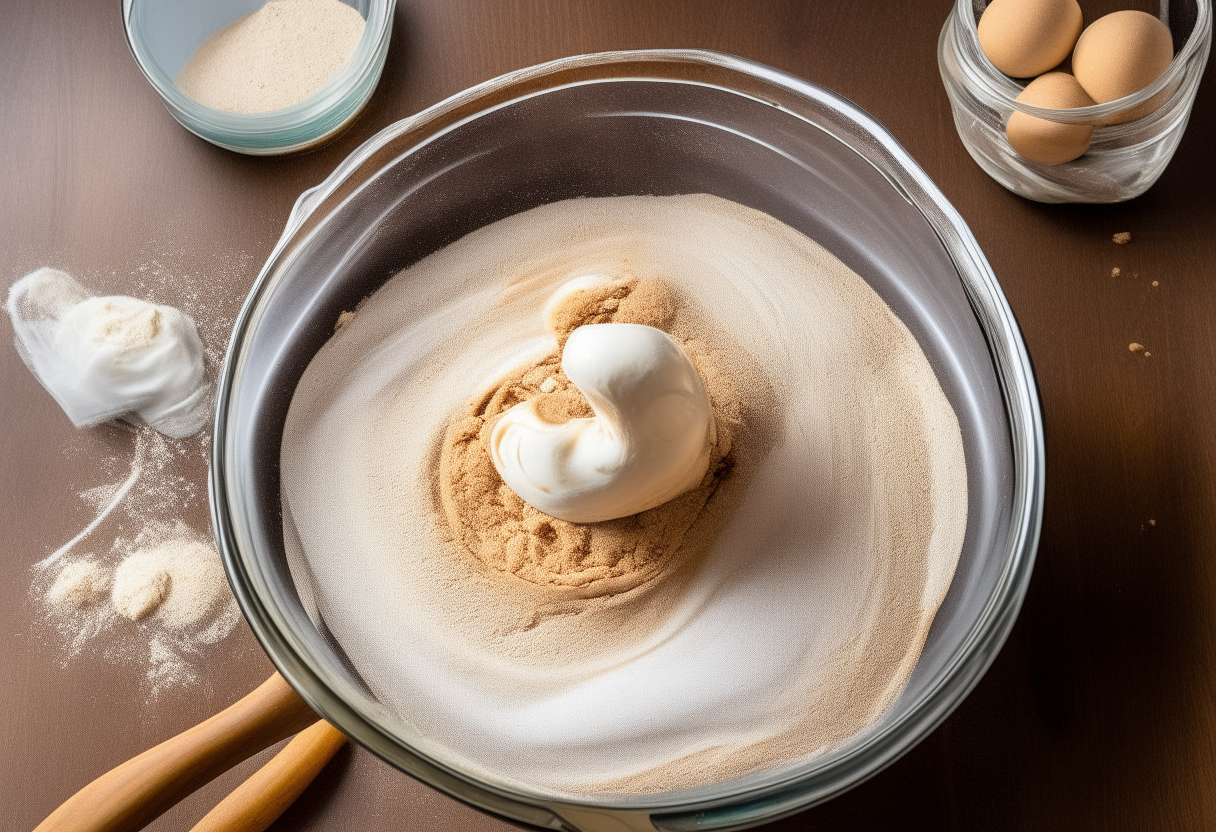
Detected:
[210,50,1044,832]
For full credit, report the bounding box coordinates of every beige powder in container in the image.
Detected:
[177,0,366,114]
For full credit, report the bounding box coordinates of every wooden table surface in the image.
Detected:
[2,1,1214,830]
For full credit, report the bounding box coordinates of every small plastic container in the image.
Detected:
[939,0,1211,203]
[122,0,396,155]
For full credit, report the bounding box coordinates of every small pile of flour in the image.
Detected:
[47,561,111,610]
[34,425,241,695]
[50,520,231,630]
[39,518,240,693]
[177,0,367,114]
[112,535,230,628]
[112,557,171,622]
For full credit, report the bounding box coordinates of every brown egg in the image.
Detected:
[1006,72,1096,164]
[1073,10,1173,122]
[978,0,1084,78]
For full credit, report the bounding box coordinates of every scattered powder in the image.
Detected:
[38,458,140,571]
[438,277,751,594]
[1111,267,1121,277]
[177,0,366,114]
[112,560,172,621]
[121,246,254,375]
[47,561,110,610]
[38,510,240,694]
[23,252,247,696]
[1113,231,1132,244]
[35,425,239,694]
[147,637,199,690]
[334,310,357,333]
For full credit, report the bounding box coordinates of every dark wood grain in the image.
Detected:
[1,1,1214,830]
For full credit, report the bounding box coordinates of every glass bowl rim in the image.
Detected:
[210,48,1045,825]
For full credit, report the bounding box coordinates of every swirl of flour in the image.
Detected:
[280,194,967,797]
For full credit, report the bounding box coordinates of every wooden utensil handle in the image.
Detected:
[35,673,318,832]
[189,720,348,832]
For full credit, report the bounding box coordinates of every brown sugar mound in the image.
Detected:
[437,277,740,594]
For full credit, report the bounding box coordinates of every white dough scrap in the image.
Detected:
[6,268,210,438]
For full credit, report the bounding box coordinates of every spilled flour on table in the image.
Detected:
[7,250,256,700]
[11,251,253,698]
[31,425,240,696]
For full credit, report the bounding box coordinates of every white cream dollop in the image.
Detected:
[6,268,210,438]
[489,321,714,523]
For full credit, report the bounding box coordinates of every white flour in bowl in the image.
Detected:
[177,0,367,114]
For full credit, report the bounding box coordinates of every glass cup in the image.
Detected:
[211,50,1045,831]
[939,0,1212,203]
[122,0,396,155]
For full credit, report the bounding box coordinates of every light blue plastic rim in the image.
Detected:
[120,0,396,154]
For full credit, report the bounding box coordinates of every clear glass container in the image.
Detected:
[939,0,1211,203]
[210,50,1045,831]
[122,0,395,155]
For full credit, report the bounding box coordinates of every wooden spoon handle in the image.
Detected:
[35,673,318,832]
[189,720,348,832]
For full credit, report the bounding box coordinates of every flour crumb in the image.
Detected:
[148,636,200,690]
[112,561,172,621]
[539,377,558,393]
[1129,342,1145,353]
[47,561,110,609]
[1152,280,1159,287]
[1111,267,1121,277]
[1113,232,1131,244]
[334,310,356,333]
[117,531,231,631]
